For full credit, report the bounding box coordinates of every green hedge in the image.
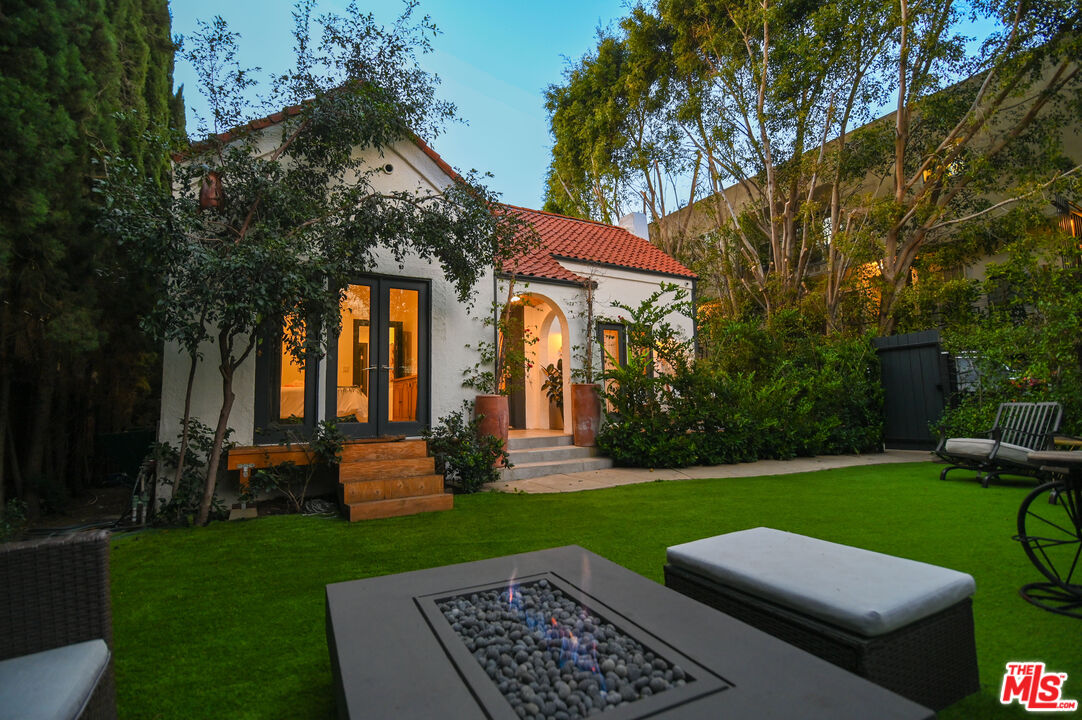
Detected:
[597,298,884,468]
[936,235,1082,440]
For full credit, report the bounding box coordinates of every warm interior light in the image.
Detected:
[510,295,521,303]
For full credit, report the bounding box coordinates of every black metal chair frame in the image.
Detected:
[935,401,1062,487]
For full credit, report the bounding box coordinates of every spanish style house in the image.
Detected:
[158,130,695,518]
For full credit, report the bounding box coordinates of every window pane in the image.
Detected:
[389,288,418,422]
[279,331,305,423]
[603,329,621,368]
[337,284,371,422]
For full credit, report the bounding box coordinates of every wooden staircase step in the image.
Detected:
[345,493,453,522]
[341,474,445,504]
[339,457,435,483]
[341,440,428,463]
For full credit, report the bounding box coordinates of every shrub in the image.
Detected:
[937,233,1082,439]
[246,421,345,513]
[154,418,229,524]
[423,401,510,493]
[598,289,883,468]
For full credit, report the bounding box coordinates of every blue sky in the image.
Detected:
[170,0,630,210]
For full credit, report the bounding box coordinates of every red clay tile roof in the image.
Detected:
[500,205,696,283]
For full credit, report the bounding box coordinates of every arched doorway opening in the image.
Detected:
[504,293,570,431]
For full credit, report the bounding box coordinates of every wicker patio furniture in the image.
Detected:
[664,528,980,711]
[0,530,117,720]
[935,401,1062,487]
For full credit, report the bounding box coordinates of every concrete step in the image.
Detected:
[339,456,435,483]
[499,456,614,482]
[507,445,598,466]
[345,493,453,522]
[506,434,573,451]
[340,474,445,504]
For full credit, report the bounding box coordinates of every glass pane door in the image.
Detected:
[387,287,419,423]
[330,277,427,437]
[331,282,375,433]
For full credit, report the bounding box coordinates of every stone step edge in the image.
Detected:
[506,434,574,450]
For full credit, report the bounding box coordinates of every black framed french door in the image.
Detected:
[326,276,429,437]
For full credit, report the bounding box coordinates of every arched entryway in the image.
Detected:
[504,293,570,431]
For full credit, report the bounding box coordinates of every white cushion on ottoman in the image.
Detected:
[666,527,976,636]
[943,438,1032,465]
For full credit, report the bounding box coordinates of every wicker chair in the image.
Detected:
[0,531,117,720]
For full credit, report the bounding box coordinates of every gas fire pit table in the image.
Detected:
[325,546,933,719]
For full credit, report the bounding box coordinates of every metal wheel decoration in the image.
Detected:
[1016,480,1082,618]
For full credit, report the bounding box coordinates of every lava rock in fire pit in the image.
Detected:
[438,579,690,719]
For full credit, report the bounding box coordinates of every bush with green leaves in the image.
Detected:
[245,421,345,513]
[1,499,28,542]
[154,418,230,524]
[422,401,510,493]
[936,232,1082,440]
[598,289,883,467]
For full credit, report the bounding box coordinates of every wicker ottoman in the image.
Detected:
[664,528,980,711]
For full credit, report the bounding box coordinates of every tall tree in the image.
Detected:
[547,0,1082,332]
[0,0,181,513]
[866,0,1081,332]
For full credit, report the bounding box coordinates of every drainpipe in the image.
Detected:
[492,270,499,363]
[691,279,699,359]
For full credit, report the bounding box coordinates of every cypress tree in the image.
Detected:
[0,0,181,514]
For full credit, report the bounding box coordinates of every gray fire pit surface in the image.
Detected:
[325,546,934,720]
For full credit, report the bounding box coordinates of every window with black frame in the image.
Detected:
[254,318,318,441]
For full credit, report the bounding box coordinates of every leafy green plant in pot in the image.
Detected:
[422,401,510,492]
[542,358,564,430]
[463,281,538,460]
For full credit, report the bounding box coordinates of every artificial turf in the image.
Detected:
[110,463,1079,719]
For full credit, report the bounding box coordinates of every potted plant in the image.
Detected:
[542,359,564,430]
[463,282,536,462]
[571,277,602,446]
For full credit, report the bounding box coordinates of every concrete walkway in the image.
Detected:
[484,449,933,494]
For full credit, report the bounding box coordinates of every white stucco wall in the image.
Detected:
[158,136,494,451]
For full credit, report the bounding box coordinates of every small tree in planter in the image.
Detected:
[569,274,602,446]
[542,358,564,429]
[463,280,539,454]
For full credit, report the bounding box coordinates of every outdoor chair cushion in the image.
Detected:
[0,639,110,720]
[666,527,976,636]
[942,438,1031,466]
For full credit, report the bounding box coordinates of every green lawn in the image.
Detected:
[110,463,1079,719]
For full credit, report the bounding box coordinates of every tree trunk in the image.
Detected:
[0,305,9,510]
[50,370,68,497]
[23,356,56,518]
[172,350,199,489]
[0,373,7,511]
[197,349,235,526]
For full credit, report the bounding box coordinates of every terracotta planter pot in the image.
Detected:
[571,383,601,447]
[548,401,564,430]
[474,394,509,466]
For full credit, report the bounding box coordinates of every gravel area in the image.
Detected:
[438,579,690,719]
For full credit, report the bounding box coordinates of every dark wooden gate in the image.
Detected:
[872,330,952,450]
